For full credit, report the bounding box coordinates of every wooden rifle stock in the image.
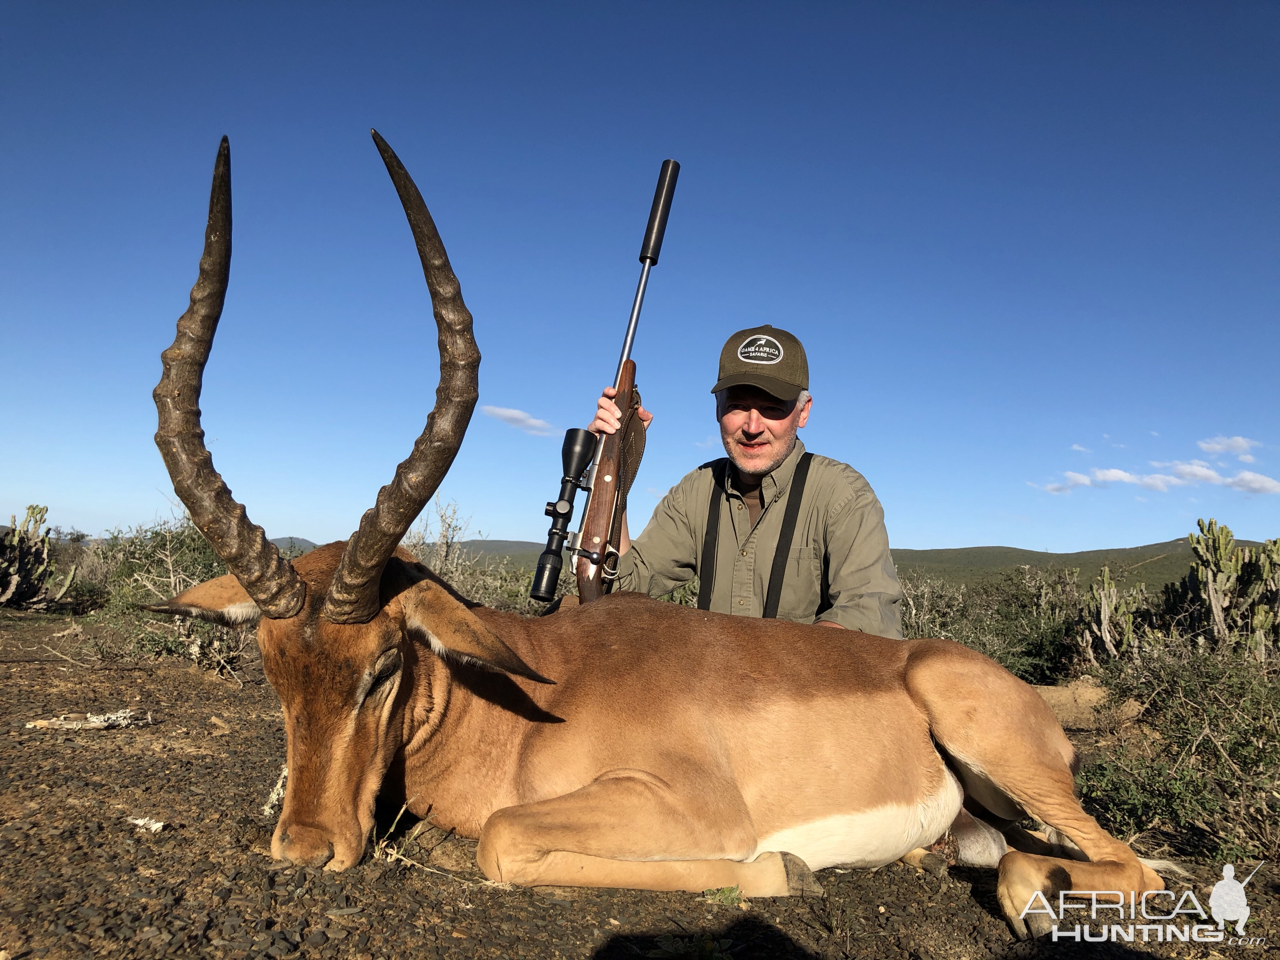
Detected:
[574,360,637,602]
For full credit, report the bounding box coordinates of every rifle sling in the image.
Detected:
[697,452,814,619]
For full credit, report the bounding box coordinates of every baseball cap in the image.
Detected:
[710,325,809,401]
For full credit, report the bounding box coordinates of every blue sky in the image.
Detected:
[2,2,1277,551]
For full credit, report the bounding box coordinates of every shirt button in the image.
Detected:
[736,503,743,510]
[741,549,747,556]
[738,599,745,605]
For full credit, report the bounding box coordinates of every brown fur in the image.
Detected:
[155,541,1163,935]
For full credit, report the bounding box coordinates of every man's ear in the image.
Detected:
[397,578,552,684]
[796,393,811,429]
[142,574,263,627]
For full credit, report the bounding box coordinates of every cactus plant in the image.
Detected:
[0,505,75,609]
[1081,565,1147,661]
[1164,519,1279,659]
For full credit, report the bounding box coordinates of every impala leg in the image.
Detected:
[476,775,819,897]
[905,641,1163,938]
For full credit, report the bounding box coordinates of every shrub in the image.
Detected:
[402,499,575,615]
[1080,649,1279,862]
[82,516,246,666]
[900,567,1078,684]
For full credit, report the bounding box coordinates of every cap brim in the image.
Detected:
[709,372,804,402]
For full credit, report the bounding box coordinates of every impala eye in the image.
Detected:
[370,651,401,688]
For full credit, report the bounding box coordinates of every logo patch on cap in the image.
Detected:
[737,335,783,364]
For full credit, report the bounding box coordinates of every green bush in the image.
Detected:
[402,499,576,615]
[81,516,242,664]
[901,566,1078,684]
[1080,649,1279,862]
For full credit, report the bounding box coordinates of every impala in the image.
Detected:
[149,133,1163,939]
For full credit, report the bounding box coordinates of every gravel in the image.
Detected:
[1,611,1274,959]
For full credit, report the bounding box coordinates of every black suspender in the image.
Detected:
[696,460,728,611]
[763,452,813,619]
[697,452,814,618]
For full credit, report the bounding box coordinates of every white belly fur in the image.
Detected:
[754,768,964,870]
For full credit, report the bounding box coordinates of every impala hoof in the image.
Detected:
[781,852,824,898]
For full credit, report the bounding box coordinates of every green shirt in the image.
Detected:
[615,440,903,638]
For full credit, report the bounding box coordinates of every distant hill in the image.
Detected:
[451,537,1260,589]
[897,540,1169,589]
[270,537,318,556]
[457,540,546,569]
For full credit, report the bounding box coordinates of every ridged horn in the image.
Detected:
[320,130,480,624]
[153,137,306,619]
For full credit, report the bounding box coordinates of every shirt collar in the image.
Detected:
[725,438,807,505]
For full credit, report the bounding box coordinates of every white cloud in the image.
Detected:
[1171,461,1221,484]
[1070,444,1091,453]
[1092,468,1184,492]
[1226,471,1280,495]
[1198,435,1261,461]
[480,405,553,436]
[694,434,720,449]
[1044,471,1093,494]
[1042,460,1279,496]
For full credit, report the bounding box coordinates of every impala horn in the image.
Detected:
[154,137,306,619]
[322,131,480,624]
[154,132,480,625]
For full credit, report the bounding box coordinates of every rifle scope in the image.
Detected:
[530,428,595,602]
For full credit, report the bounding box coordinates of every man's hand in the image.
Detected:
[588,385,653,437]
[815,620,846,629]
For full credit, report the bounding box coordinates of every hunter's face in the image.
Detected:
[717,385,811,478]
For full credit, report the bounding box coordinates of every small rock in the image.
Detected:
[919,853,948,877]
[305,930,328,947]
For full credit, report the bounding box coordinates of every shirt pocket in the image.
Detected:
[777,544,823,623]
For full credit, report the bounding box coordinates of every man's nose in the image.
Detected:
[743,409,765,434]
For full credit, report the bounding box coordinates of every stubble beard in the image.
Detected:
[722,431,798,480]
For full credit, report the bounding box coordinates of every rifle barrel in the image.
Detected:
[613,159,679,385]
[615,260,652,387]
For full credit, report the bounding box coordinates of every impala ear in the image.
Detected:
[397,576,552,685]
[142,574,263,627]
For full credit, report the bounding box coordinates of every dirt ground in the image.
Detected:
[1,610,1274,960]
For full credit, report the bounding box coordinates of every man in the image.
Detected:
[590,324,902,638]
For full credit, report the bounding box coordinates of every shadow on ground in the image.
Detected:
[592,916,819,958]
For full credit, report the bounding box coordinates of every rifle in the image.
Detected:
[529,159,680,604]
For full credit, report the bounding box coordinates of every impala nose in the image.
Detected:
[279,824,335,868]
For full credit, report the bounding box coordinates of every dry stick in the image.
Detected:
[42,644,90,668]
[45,621,84,641]
[1170,723,1211,777]
[211,648,244,690]
[1204,727,1244,779]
